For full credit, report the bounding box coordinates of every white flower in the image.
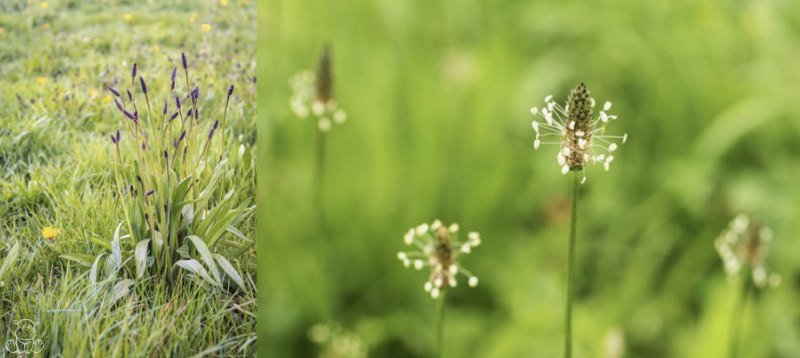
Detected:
[530,83,627,183]
[398,221,480,299]
[714,214,780,289]
[289,69,347,132]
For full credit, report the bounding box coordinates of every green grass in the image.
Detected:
[261,0,800,357]
[1,0,256,355]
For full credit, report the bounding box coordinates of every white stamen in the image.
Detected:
[468,276,478,287]
[448,223,459,233]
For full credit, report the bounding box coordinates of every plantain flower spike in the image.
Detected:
[289,45,347,132]
[397,220,480,299]
[530,82,627,183]
[715,214,781,289]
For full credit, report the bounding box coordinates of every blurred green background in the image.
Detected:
[259,0,800,356]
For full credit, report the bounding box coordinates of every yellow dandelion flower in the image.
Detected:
[124,13,132,22]
[201,23,212,32]
[42,227,60,241]
[220,0,229,6]
[40,2,48,9]
[36,76,47,84]
[189,13,198,23]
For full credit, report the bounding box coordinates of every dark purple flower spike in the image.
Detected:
[114,98,124,112]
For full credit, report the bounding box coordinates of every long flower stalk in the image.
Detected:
[729,276,752,358]
[398,221,481,357]
[436,290,447,358]
[529,83,627,357]
[564,171,580,358]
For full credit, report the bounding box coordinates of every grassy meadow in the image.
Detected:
[260,0,800,357]
[1,0,256,356]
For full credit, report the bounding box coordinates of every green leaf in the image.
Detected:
[185,235,221,284]
[110,279,135,305]
[226,226,252,242]
[111,222,124,271]
[88,236,112,251]
[135,239,151,279]
[214,254,244,288]
[176,244,190,258]
[181,204,195,226]
[174,259,220,286]
[90,253,106,285]
[0,241,21,280]
[58,254,95,267]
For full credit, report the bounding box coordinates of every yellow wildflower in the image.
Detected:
[220,0,229,5]
[40,2,48,9]
[201,23,212,32]
[189,13,198,23]
[36,77,47,84]
[42,227,60,242]
[124,13,132,22]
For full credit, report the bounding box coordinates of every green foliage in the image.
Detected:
[1,0,256,355]
[261,0,800,357]
[61,53,253,290]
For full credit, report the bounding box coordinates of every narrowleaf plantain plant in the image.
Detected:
[62,53,253,294]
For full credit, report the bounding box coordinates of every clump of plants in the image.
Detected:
[63,53,251,293]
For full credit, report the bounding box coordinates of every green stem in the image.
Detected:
[436,291,447,358]
[729,278,753,358]
[314,127,333,317]
[314,128,326,225]
[564,171,580,358]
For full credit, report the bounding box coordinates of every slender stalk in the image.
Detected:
[314,127,333,317]
[436,291,447,358]
[564,171,580,358]
[729,278,753,358]
[314,128,327,225]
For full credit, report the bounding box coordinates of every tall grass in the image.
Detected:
[1,1,256,355]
